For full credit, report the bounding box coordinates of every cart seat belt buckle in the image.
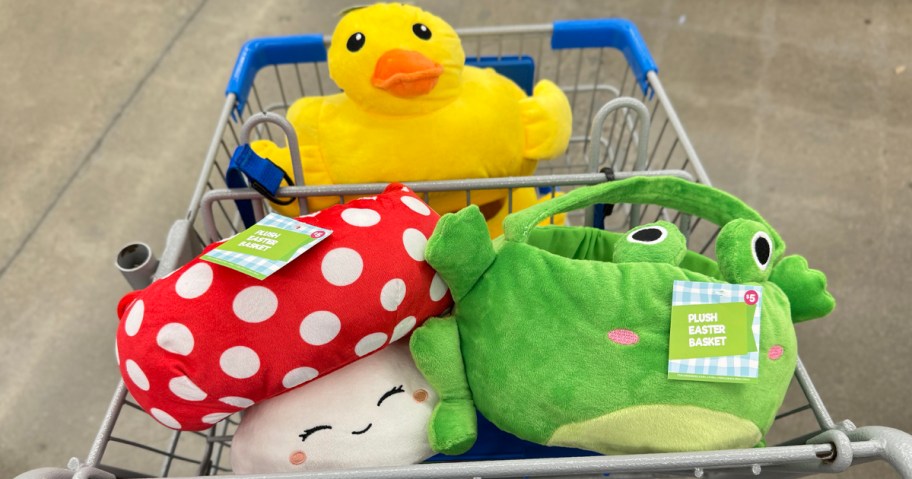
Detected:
[226,145,296,228]
[227,145,294,201]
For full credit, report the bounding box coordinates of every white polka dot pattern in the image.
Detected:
[430,273,448,301]
[380,279,406,311]
[321,248,364,286]
[232,286,278,323]
[401,195,431,215]
[124,300,144,336]
[126,360,150,391]
[156,323,194,356]
[202,412,232,425]
[219,396,254,408]
[282,367,319,388]
[175,263,213,299]
[402,229,428,261]
[151,408,181,429]
[220,346,260,379]
[355,333,388,357]
[299,311,342,346]
[341,208,381,227]
[390,316,417,342]
[169,376,207,401]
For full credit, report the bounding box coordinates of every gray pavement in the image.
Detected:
[1,1,910,478]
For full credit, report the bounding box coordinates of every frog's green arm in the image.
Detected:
[410,317,478,455]
[769,255,835,322]
[426,206,495,301]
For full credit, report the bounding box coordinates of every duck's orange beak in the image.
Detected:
[371,49,444,97]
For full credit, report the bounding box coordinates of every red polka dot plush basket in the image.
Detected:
[115,184,452,431]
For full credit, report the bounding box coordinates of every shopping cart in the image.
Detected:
[20,17,912,479]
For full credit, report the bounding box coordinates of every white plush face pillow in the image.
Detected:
[230,342,437,473]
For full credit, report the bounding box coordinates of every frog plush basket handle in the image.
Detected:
[505,175,778,248]
[414,174,836,458]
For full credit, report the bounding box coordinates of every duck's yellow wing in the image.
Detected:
[519,79,572,160]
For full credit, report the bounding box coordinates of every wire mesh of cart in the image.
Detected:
[23,17,912,479]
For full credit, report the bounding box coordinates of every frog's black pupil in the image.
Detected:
[632,228,662,243]
[347,32,365,52]
[754,236,771,265]
[413,23,432,40]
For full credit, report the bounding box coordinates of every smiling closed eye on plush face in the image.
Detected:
[230,342,438,474]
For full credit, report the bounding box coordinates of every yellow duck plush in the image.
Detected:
[252,3,571,236]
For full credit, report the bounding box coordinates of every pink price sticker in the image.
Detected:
[744,290,759,305]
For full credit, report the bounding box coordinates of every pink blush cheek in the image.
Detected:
[607,329,639,345]
[768,345,784,361]
[413,389,429,403]
[289,451,307,465]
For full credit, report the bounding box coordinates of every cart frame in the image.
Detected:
[20,17,912,479]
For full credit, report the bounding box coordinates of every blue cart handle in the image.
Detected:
[226,34,328,116]
[552,18,657,96]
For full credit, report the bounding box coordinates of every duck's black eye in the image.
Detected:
[628,226,667,244]
[752,232,772,269]
[412,23,432,40]
[346,32,365,52]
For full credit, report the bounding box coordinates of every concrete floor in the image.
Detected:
[1,0,910,477]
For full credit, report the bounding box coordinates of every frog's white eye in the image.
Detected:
[752,231,772,270]
[627,226,668,245]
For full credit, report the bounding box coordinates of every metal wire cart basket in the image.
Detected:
[21,17,912,479]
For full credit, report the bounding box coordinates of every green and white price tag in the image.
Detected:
[668,281,762,384]
[202,213,332,280]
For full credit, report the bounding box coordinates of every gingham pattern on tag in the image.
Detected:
[203,213,331,279]
[668,280,762,379]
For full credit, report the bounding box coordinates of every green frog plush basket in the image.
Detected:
[411,175,835,456]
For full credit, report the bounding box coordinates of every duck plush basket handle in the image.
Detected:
[412,175,836,456]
